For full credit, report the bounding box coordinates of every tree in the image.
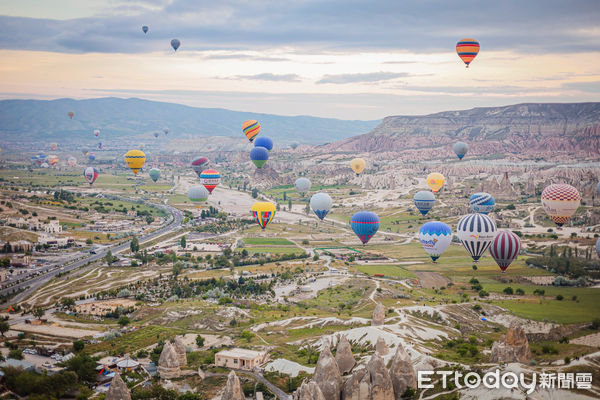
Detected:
[196,335,205,348]
[130,236,139,253]
[85,238,93,245]
[63,353,97,384]
[172,262,184,278]
[32,307,44,320]
[312,253,319,261]
[72,340,84,352]
[0,320,9,337]
[8,349,23,360]
[118,316,130,327]
[105,250,115,266]
[251,188,258,198]
[241,330,255,343]
[503,287,514,295]
[145,215,154,225]
[288,199,292,211]
[180,235,186,249]
[60,297,76,309]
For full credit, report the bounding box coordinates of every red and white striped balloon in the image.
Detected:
[489,230,521,273]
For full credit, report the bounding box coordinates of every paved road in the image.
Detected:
[0,203,184,306]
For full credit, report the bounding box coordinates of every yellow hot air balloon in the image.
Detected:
[124,150,146,175]
[251,202,276,230]
[350,158,366,175]
[426,172,445,193]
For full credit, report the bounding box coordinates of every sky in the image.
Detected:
[0,0,599,120]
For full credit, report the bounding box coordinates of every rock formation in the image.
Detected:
[294,379,326,400]
[367,353,394,400]
[222,370,245,400]
[372,302,385,326]
[389,343,416,399]
[489,322,532,364]
[173,336,187,366]
[343,369,369,400]
[158,342,181,379]
[106,373,131,400]
[375,337,389,356]
[312,344,342,400]
[335,335,355,375]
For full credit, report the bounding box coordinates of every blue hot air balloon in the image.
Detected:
[88,153,96,162]
[469,192,495,214]
[454,142,468,160]
[350,211,380,244]
[418,221,452,262]
[142,26,148,34]
[413,191,435,216]
[250,146,269,168]
[171,39,180,51]
[254,137,274,151]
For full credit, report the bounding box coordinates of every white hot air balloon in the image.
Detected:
[294,177,311,195]
[456,213,497,262]
[418,221,452,262]
[310,192,332,220]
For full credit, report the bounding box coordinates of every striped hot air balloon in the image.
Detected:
[199,169,220,194]
[489,230,521,273]
[251,202,276,230]
[242,120,261,142]
[456,38,480,68]
[457,213,497,262]
[413,190,435,216]
[350,211,380,244]
[541,184,580,226]
[124,150,146,175]
[418,221,452,262]
[47,155,59,166]
[191,157,209,177]
[469,192,495,214]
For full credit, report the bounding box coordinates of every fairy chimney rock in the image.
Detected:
[173,336,187,366]
[375,337,389,356]
[489,322,532,364]
[312,344,343,400]
[158,342,181,379]
[372,302,386,326]
[335,335,356,375]
[106,373,131,400]
[221,370,245,400]
[294,379,326,400]
[367,353,394,400]
[343,369,368,400]
[389,343,417,399]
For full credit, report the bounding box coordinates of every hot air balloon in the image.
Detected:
[426,172,445,193]
[191,157,209,177]
[188,186,209,206]
[541,184,580,227]
[254,137,273,151]
[140,144,146,150]
[41,162,49,168]
[350,211,380,244]
[454,142,468,160]
[124,149,146,175]
[94,129,100,137]
[290,142,299,150]
[251,202,276,230]
[171,39,180,51]
[457,213,497,262]
[413,191,435,216]
[295,178,311,195]
[97,142,104,150]
[47,155,59,166]
[154,132,159,138]
[68,111,74,119]
[149,168,161,183]
[84,167,98,185]
[88,153,96,162]
[418,221,452,262]
[50,143,57,151]
[164,129,169,136]
[199,169,220,193]
[250,147,269,168]
[30,155,39,165]
[67,156,77,167]
[489,230,521,273]
[142,25,148,34]
[82,150,88,156]
[456,38,480,68]
[350,158,366,175]
[596,237,600,259]
[469,192,495,214]
[242,120,261,142]
[310,192,332,220]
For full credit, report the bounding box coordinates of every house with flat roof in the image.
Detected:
[214,348,267,370]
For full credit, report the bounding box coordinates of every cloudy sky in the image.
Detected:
[0,0,599,119]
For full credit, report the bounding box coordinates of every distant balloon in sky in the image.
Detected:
[350,158,366,175]
[94,129,100,137]
[541,184,580,227]
[68,111,74,119]
[418,221,452,262]
[290,142,299,150]
[426,172,445,193]
[242,120,261,142]
[50,143,57,151]
[124,149,146,175]
[154,132,159,138]
[171,39,180,51]
[413,190,435,216]
[454,142,468,160]
[200,169,220,193]
[97,142,104,150]
[82,150,88,156]
[489,230,521,273]
[469,192,495,214]
[251,202,276,230]
[295,177,311,195]
[88,153,96,162]
[67,156,77,167]
[254,137,273,151]
[84,167,98,185]
[350,211,380,244]
[191,157,209,177]
[457,213,497,262]
[250,147,269,168]
[188,185,209,206]
[149,168,161,183]
[456,38,480,68]
[142,25,148,34]
[164,128,169,136]
[310,192,332,220]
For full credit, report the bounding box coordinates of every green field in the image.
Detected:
[356,265,417,279]
[243,237,295,246]
[244,246,303,254]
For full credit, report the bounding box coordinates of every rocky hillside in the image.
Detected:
[321,103,600,159]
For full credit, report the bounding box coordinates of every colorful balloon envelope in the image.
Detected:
[200,169,220,193]
[171,39,180,51]
[254,137,273,151]
[426,172,445,193]
[456,38,480,68]
[88,153,96,162]
[67,156,77,167]
[310,192,332,220]
[94,129,100,137]
[469,192,495,214]
[164,129,169,135]
[350,158,366,175]
[97,142,104,150]
[50,143,57,151]
[541,184,580,226]
[188,185,209,205]
[191,157,209,177]
[68,111,74,119]
[84,167,98,185]
[457,213,497,262]
[142,25,148,34]
[242,120,261,142]
[82,150,88,156]
[47,155,59,166]
[251,202,276,230]
[413,191,435,216]
[350,211,380,244]
[489,230,521,273]
[418,221,452,262]
[250,147,269,168]
[149,168,161,182]
[295,177,311,195]
[453,142,468,160]
[124,149,146,175]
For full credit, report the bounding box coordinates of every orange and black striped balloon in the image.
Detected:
[456,38,480,68]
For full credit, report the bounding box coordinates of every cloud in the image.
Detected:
[317,72,409,84]
[203,53,290,62]
[232,73,301,82]
[561,80,600,93]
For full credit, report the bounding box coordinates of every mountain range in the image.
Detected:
[0,97,380,146]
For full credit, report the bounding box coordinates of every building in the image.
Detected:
[37,235,73,248]
[214,348,268,370]
[44,220,62,233]
[116,359,140,372]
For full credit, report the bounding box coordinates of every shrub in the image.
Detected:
[515,288,525,295]
[503,287,514,295]
[478,290,489,298]
[556,294,564,301]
